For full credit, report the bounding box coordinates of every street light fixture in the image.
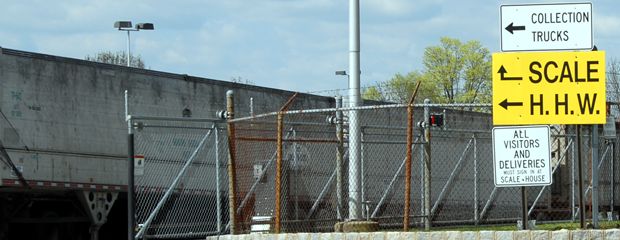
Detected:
[114,20,154,67]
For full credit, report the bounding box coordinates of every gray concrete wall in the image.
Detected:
[0,47,332,188]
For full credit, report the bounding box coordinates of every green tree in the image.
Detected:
[423,37,491,104]
[362,85,385,102]
[423,37,464,103]
[85,51,145,68]
[363,71,439,103]
[362,37,491,106]
[459,40,492,104]
[607,58,620,104]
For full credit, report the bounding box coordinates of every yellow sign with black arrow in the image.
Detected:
[493,51,606,125]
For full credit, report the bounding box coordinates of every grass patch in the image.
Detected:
[408,221,620,232]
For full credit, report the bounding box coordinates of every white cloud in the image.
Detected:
[1,0,619,94]
[594,15,620,37]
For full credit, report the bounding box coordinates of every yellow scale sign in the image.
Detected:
[493,51,606,125]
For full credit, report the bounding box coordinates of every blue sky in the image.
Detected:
[1,0,618,96]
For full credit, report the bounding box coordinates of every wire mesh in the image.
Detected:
[228,102,620,232]
[132,118,228,239]
[129,100,620,235]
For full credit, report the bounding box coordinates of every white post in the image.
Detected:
[126,31,131,67]
[348,0,362,220]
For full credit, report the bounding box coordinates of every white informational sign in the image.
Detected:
[134,155,145,176]
[493,126,552,187]
[500,2,592,51]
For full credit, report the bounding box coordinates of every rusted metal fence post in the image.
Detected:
[275,93,298,233]
[404,82,421,231]
[226,90,238,234]
[275,112,284,233]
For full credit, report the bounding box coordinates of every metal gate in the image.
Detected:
[129,115,228,239]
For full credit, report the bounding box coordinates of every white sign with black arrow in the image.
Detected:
[500,2,592,52]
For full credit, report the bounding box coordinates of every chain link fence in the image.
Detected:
[127,96,620,237]
[130,116,228,239]
[226,97,620,233]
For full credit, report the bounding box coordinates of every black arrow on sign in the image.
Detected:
[499,99,523,110]
[497,65,522,81]
[505,22,526,34]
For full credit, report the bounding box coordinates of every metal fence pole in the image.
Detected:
[226,90,238,234]
[361,128,366,219]
[612,139,616,216]
[127,122,135,240]
[348,0,362,220]
[275,93,298,233]
[293,129,299,220]
[419,131,425,220]
[275,112,284,233]
[125,90,136,240]
[335,96,344,221]
[521,187,528,230]
[474,134,479,225]
[403,97,414,231]
[423,98,431,230]
[403,83,420,231]
[592,125,599,228]
[577,125,585,228]
[571,130,576,222]
[214,126,222,233]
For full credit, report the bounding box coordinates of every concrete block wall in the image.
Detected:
[0,47,333,187]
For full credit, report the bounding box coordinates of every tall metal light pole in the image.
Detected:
[114,21,154,67]
[348,0,362,220]
[116,20,153,240]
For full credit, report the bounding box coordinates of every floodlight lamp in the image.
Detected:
[335,70,347,76]
[136,23,154,30]
[114,21,132,29]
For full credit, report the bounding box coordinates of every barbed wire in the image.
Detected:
[305,71,620,97]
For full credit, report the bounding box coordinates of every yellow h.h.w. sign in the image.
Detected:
[492,51,606,125]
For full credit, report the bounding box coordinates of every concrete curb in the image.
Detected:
[207,229,620,240]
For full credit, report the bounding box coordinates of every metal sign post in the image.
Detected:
[495,2,601,229]
[493,125,552,230]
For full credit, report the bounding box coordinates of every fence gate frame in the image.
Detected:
[126,91,228,239]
